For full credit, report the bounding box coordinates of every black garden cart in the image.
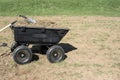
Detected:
[0,15,69,64]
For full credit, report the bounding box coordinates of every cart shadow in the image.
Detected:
[59,43,77,60]
[31,43,77,62]
[58,43,77,53]
[31,54,39,62]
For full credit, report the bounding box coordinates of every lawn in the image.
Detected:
[0,0,120,80]
[0,0,120,16]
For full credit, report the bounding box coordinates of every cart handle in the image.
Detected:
[11,20,17,25]
[0,20,17,32]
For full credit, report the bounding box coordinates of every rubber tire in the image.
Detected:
[46,45,65,63]
[11,42,19,52]
[13,45,33,65]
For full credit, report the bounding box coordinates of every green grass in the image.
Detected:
[0,0,120,16]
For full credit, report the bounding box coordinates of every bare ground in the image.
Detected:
[0,16,120,80]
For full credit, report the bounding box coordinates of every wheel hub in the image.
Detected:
[20,53,26,58]
[53,53,58,57]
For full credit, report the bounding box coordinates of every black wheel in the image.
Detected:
[11,42,19,52]
[13,46,33,64]
[46,45,65,63]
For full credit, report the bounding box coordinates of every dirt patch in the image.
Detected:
[0,16,120,80]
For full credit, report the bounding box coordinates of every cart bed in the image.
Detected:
[13,26,69,45]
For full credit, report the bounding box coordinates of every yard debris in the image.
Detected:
[0,52,11,57]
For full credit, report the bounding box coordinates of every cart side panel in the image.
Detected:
[14,27,69,44]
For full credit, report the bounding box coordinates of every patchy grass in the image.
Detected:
[0,16,120,80]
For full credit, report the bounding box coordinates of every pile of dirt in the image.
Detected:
[16,18,58,28]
